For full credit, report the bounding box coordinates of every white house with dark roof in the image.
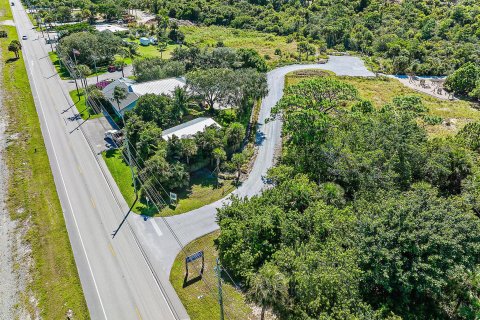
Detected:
[102,77,186,117]
[161,117,220,140]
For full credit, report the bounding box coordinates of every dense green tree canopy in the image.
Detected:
[57,31,123,67]
[445,62,480,97]
[217,76,480,319]
[356,184,480,319]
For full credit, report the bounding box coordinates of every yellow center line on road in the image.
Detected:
[90,197,96,209]
[108,243,116,257]
[135,306,143,320]
[77,165,83,174]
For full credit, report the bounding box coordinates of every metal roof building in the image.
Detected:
[131,78,186,96]
[162,117,220,140]
[102,77,186,117]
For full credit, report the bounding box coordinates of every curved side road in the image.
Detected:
[131,58,375,277]
[10,2,189,319]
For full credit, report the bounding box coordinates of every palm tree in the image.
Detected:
[113,86,128,119]
[158,41,167,59]
[212,147,226,174]
[247,263,288,320]
[156,28,169,59]
[117,47,131,77]
[172,87,191,119]
[181,139,197,165]
[8,40,21,59]
[231,152,245,181]
[76,64,91,87]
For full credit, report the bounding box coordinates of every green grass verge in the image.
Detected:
[170,231,254,320]
[69,89,103,120]
[102,149,157,216]
[0,2,88,318]
[285,71,479,138]
[102,149,235,216]
[0,0,12,21]
[48,51,71,79]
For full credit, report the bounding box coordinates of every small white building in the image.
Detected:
[95,24,129,33]
[162,117,220,140]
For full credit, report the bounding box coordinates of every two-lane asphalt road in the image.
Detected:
[10,2,188,319]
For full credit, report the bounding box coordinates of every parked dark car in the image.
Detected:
[108,65,116,72]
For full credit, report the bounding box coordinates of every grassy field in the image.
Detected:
[102,149,235,216]
[181,25,297,65]
[285,70,480,137]
[69,89,104,120]
[0,1,88,318]
[170,231,254,320]
[126,26,298,65]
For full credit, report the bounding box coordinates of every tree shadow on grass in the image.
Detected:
[5,57,19,63]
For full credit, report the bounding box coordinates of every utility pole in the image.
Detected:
[71,49,80,94]
[93,54,99,83]
[118,104,137,196]
[215,258,225,320]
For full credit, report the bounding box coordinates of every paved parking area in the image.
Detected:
[79,116,115,154]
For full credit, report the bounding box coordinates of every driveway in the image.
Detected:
[127,57,374,277]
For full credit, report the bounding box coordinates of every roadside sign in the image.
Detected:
[169,192,177,205]
[185,250,204,276]
[186,251,203,263]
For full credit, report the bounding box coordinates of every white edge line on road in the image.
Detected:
[151,219,163,236]
[11,4,108,319]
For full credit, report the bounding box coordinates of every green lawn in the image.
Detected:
[1,2,88,318]
[69,89,103,120]
[102,149,235,216]
[285,71,480,138]
[170,231,254,320]
[130,39,176,59]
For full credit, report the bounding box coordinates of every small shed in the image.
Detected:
[162,117,221,140]
[139,37,150,46]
